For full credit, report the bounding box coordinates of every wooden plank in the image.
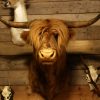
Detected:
[0,55,29,70]
[25,0,100,2]
[0,26,100,42]
[0,28,11,42]
[27,1,100,14]
[67,40,100,54]
[0,1,100,15]
[71,26,100,40]
[0,42,32,55]
[0,0,100,3]
[0,70,28,85]
[0,40,100,55]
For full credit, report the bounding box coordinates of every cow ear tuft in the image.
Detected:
[21,31,29,42]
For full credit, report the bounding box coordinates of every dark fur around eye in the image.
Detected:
[54,34,58,41]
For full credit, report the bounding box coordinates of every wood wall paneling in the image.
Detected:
[0,0,100,87]
[0,1,100,15]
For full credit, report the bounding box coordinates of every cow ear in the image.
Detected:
[21,31,29,43]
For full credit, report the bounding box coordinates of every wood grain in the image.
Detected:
[0,70,28,85]
[0,0,99,3]
[0,1,100,15]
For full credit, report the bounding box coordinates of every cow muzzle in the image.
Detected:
[38,48,56,64]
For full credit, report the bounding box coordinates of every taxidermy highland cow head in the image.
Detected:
[23,19,70,65]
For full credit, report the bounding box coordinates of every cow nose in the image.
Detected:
[39,48,56,59]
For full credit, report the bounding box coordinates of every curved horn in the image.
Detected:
[0,17,31,28]
[66,14,100,28]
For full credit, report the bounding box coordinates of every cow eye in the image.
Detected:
[54,34,58,42]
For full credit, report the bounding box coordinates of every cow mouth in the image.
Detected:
[42,61,54,65]
[39,59,56,65]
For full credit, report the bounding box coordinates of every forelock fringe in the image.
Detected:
[28,19,69,48]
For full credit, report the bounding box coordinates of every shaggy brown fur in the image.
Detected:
[21,19,71,100]
[22,19,70,48]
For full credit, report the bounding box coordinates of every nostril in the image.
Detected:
[50,52,54,58]
[39,51,44,58]
[41,52,44,57]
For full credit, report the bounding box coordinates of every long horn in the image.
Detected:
[66,14,100,28]
[0,16,31,28]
